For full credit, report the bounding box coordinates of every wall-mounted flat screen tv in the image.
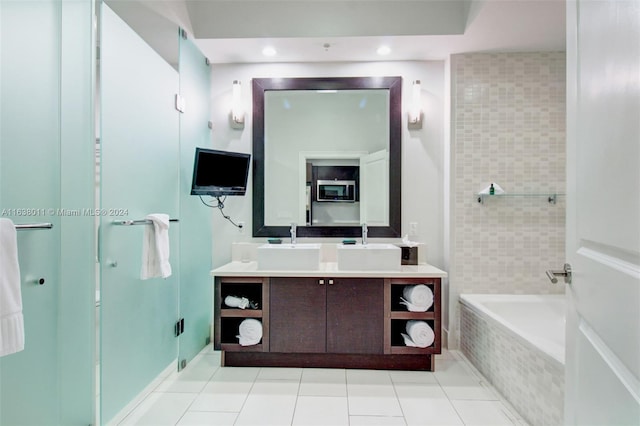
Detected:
[190,147,251,197]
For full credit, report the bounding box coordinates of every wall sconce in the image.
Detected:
[230,80,245,129]
[408,79,422,129]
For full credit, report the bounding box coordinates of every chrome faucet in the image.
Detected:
[361,223,368,245]
[290,223,297,245]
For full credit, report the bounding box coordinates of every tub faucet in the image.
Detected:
[290,223,297,245]
[361,223,368,245]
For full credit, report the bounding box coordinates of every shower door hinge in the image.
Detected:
[175,94,185,113]
[175,318,185,337]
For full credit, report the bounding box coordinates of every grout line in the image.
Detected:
[281,368,304,426]
[389,377,409,426]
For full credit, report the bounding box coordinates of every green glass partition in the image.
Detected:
[0,1,96,424]
[99,4,180,423]
[178,31,213,365]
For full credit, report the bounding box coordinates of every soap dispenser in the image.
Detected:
[489,183,495,195]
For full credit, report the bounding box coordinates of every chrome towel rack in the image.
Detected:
[112,219,179,226]
[15,222,54,230]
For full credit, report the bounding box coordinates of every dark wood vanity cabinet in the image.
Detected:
[269,277,384,354]
[214,275,441,370]
[269,277,327,353]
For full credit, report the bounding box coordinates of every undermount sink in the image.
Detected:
[256,243,321,270]
[336,243,401,271]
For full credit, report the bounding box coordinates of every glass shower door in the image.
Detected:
[99,4,180,423]
[0,1,96,424]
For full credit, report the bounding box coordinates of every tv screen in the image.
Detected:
[190,148,251,197]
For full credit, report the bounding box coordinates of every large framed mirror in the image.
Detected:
[252,76,402,238]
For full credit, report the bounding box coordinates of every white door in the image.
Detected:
[564,1,640,424]
[360,149,389,225]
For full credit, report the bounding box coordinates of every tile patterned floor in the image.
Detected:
[116,347,528,425]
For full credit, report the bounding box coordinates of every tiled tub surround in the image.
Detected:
[448,52,566,347]
[460,294,565,426]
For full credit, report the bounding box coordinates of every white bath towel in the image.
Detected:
[0,219,25,357]
[140,214,172,280]
[401,320,435,348]
[400,284,434,312]
[237,318,262,346]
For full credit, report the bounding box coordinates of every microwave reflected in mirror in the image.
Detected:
[307,162,359,226]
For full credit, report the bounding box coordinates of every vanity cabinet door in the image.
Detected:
[269,277,327,353]
[326,278,384,354]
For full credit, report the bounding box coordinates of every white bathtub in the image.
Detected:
[459,293,565,365]
[459,294,566,426]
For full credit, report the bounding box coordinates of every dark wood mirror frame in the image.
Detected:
[252,76,402,238]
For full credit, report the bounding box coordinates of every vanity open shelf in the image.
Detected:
[214,277,270,353]
[385,278,441,357]
[213,272,442,370]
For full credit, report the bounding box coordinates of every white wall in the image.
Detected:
[208,61,446,271]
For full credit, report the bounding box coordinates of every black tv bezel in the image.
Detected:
[190,147,251,197]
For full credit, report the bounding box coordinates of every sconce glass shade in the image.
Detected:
[408,79,422,128]
[231,80,245,127]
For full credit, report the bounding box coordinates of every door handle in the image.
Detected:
[546,263,572,284]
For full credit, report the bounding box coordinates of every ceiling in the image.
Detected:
[106,0,566,65]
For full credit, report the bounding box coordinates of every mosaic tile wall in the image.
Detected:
[460,305,565,426]
[451,52,566,295]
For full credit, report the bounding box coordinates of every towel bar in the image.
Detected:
[15,222,54,230]
[112,219,179,226]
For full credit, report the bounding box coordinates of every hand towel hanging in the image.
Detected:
[140,214,172,280]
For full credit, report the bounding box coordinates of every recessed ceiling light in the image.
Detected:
[262,46,277,57]
[376,45,391,56]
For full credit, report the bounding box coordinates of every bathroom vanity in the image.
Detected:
[211,254,446,371]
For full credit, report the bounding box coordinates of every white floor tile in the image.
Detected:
[433,358,498,401]
[176,411,237,426]
[249,380,300,396]
[389,370,438,385]
[257,367,303,381]
[432,358,476,377]
[438,377,498,401]
[234,381,299,426]
[451,400,516,426]
[299,368,347,397]
[347,369,393,385]
[113,347,528,426]
[118,392,197,425]
[349,415,407,425]
[190,382,251,412]
[211,366,261,382]
[292,396,349,426]
[348,382,403,417]
[395,383,464,426]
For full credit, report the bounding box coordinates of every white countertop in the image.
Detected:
[210,261,447,278]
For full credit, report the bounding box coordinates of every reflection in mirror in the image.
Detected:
[253,77,402,238]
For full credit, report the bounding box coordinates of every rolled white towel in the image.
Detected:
[237,318,262,346]
[401,320,435,348]
[400,284,433,312]
[225,295,250,309]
